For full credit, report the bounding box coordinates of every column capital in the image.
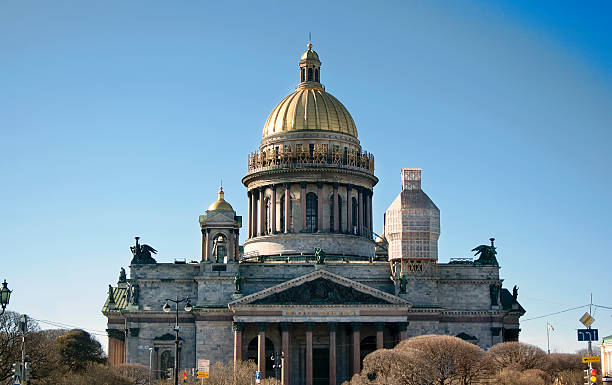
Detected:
[304,322,315,331]
[397,322,408,331]
[375,322,385,332]
[350,322,361,331]
[232,322,244,331]
[327,322,338,331]
[284,182,292,189]
[271,184,277,191]
[300,182,307,188]
[280,322,292,332]
[333,182,339,189]
[316,182,323,189]
[257,322,267,332]
[154,346,159,351]
[346,184,353,191]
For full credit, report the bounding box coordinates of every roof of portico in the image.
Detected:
[228,268,411,309]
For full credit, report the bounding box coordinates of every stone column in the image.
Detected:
[201,229,206,262]
[205,230,210,262]
[364,191,369,236]
[333,184,339,233]
[398,322,408,341]
[235,230,240,260]
[351,322,361,376]
[305,322,314,385]
[328,322,337,385]
[369,191,373,239]
[317,183,323,232]
[281,323,291,385]
[259,188,265,236]
[284,183,291,233]
[258,323,266,378]
[154,347,159,379]
[358,188,363,236]
[375,322,384,350]
[346,185,352,234]
[301,182,307,232]
[233,322,243,375]
[271,185,277,234]
[247,191,252,238]
[228,230,234,261]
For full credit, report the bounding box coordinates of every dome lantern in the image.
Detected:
[299,43,322,87]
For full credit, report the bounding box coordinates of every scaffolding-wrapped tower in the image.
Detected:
[385,169,440,271]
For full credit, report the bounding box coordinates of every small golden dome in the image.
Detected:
[263,88,357,138]
[300,43,320,61]
[208,186,234,211]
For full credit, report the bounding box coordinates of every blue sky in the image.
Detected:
[1,0,611,353]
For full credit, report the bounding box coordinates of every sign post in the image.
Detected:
[197,359,210,383]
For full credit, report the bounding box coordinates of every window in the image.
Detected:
[306,192,318,232]
[308,68,313,81]
[315,69,319,82]
[265,198,271,234]
[301,68,305,82]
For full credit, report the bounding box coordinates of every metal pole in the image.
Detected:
[546,322,550,354]
[174,296,179,385]
[21,314,27,383]
[149,347,153,385]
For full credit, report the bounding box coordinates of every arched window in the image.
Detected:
[280,194,292,232]
[213,234,227,263]
[315,69,319,82]
[265,198,271,234]
[160,350,174,379]
[247,337,276,378]
[352,197,358,234]
[301,68,305,82]
[306,192,318,232]
[308,68,313,81]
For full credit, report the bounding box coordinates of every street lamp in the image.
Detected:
[162,297,192,385]
[0,280,11,315]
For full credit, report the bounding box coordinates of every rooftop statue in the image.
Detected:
[234,272,243,293]
[472,238,499,266]
[118,267,127,283]
[130,237,157,265]
[398,273,408,294]
[512,285,519,302]
[314,248,326,264]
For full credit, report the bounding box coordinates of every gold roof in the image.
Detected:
[208,186,233,211]
[263,88,357,138]
[300,43,320,61]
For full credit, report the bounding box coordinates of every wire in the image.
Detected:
[593,304,612,310]
[521,304,589,322]
[28,317,108,337]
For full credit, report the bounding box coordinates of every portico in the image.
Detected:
[228,269,411,385]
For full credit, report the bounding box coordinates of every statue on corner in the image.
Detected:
[130,237,157,265]
[314,248,326,264]
[472,238,499,266]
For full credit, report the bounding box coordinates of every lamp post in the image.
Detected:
[0,280,11,315]
[148,347,153,385]
[163,297,193,385]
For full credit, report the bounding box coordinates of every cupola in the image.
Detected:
[299,43,322,88]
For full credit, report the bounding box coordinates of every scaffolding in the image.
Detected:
[385,169,440,276]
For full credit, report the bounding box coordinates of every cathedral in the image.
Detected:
[102,44,524,385]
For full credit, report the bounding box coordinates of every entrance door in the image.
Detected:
[313,348,329,385]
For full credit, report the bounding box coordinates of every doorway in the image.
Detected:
[313,348,329,385]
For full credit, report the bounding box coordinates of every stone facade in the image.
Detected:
[102,44,524,385]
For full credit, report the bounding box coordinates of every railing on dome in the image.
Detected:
[247,144,375,174]
[240,252,387,264]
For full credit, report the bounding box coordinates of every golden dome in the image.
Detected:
[263,88,357,138]
[300,43,319,61]
[262,44,357,139]
[207,186,233,211]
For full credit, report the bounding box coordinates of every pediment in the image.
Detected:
[229,269,410,307]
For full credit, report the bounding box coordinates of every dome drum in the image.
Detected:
[243,233,375,259]
[246,145,374,176]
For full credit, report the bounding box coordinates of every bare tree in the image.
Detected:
[488,341,549,372]
[397,334,488,385]
[492,368,547,385]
